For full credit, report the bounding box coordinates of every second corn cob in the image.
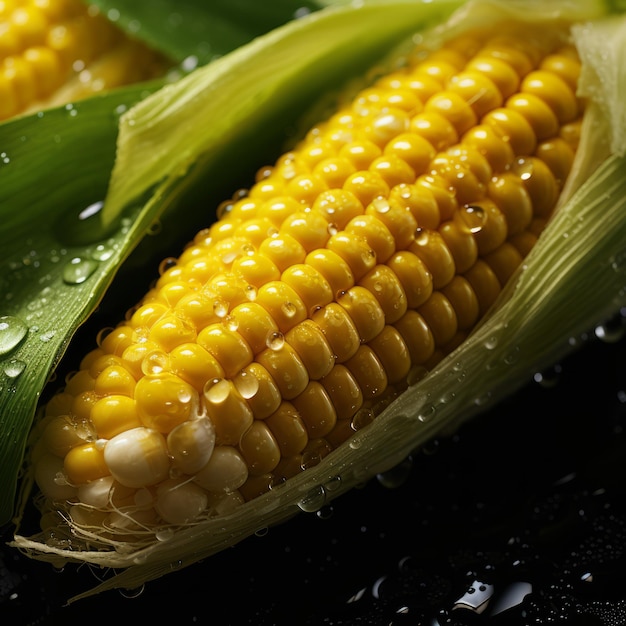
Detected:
[0,0,169,120]
[29,21,584,548]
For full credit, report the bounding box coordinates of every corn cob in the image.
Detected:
[30,22,584,548]
[0,0,169,120]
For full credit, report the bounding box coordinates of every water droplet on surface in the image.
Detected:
[91,243,114,262]
[417,404,436,423]
[62,257,98,285]
[297,485,327,513]
[119,585,145,599]
[0,316,28,356]
[155,528,174,542]
[594,316,625,343]
[533,364,563,388]
[39,330,56,343]
[4,358,26,379]
[484,335,498,350]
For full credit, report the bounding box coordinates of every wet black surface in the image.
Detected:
[1,316,625,625]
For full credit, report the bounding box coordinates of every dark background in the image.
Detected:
[1,312,625,625]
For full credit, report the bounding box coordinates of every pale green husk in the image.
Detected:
[11,0,626,602]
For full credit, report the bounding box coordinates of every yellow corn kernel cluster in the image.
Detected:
[0,0,169,120]
[33,24,583,543]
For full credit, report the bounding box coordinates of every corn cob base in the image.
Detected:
[28,21,584,553]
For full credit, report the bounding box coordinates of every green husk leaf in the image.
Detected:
[0,83,166,527]
[85,0,325,65]
[11,0,626,602]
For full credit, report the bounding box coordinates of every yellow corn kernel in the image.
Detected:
[255,280,307,333]
[256,342,309,400]
[441,276,480,330]
[482,107,537,155]
[418,291,458,347]
[369,325,412,385]
[232,252,281,287]
[280,210,331,252]
[258,232,306,272]
[291,381,338,438]
[411,229,456,289]
[312,188,363,230]
[265,402,309,457]
[91,395,142,440]
[32,23,585,543]
[319,364,363,421]
[305,248,354,295]
[345,345,388,399]
[41,414,88,457]
[327,231,377,282]
[285,320,335,380]
[310,301,360,362]
[359,264,408,324]
[135,373,197,433]
[64,442,109,485]
[365,198,418,250]
[169,343,225,392]
[281,264,334,314]
[197,323,253,378]
[94,364,137,397]
[239,421,281,475]
[202,379,254,445]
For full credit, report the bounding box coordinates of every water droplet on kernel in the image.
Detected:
[203,378,230,404]
[371,197,390,213]
[141,350,169,376]
[266,331,284,351]
[213,299,228,318]
[233,371,259,399]
[281,302,297,318]
[245,285,257,301]
[460,205,487,233]
[0,316,28,356]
